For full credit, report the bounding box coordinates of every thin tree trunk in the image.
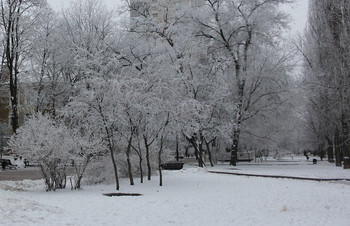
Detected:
[35,49,48,113]
[9,78,18,133]
[230,129,240,166]
[341,114,350,169]
[126,136,134,186]
[99,105,119,190]
[139,157,143,183]
[176,135,179,161]
[143,135,152,181]
[205,138,215,167]
[198,132,205,167]
[74,154,92,189]
[335,127,342,167]
[158,114,170,186]
[185,134,203,167]
[325,135,334,163]
[158,135,164,187]
[110,146,119,190]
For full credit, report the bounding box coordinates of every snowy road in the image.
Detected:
[0,168,42,181]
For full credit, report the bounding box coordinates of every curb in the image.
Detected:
[208,171,350,182]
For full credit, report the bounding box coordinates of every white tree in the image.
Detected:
[9,113,72,191]
[27,5,70,115]
[194,0,292,165]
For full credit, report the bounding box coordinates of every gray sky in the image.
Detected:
[47,0,309,34]
[47,0,123,11]
[282,0,309,34]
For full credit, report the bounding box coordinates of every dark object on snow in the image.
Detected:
[103,193,142,197]
[161,162,184,170]
[304,151,309,160]
[0,159,17,170]
[23,159,29,167]
[313,159,317,164]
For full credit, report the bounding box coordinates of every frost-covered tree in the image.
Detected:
[9,113,99,190]
[302,0,350,168]
[125,0,229,168]
[61,0,119,83]
[66,79,123,190]
[9,113,72,191]
[28,6,69,115]
[194,0,292,165]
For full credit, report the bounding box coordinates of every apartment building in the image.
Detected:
[0,84,35,134]
[130,0,200,21]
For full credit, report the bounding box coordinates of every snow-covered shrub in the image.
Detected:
[9,114,71,190]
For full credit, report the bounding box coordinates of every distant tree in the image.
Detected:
[28,6,68,115]
[61,0,118,83]
[302,0,350,167]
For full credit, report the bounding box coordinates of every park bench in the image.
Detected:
[161,162,184,170]
[0,159,17,170]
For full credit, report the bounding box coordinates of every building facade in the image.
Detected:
[130,0,200,21]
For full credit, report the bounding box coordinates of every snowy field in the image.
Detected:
[1,157,350,226]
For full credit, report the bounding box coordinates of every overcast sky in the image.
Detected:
[282,0,309,34]
[47,0,309,34]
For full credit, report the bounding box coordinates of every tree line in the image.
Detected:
[1,0,305,191]
[300,0,350,168]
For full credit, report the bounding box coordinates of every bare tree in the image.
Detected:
[302,0,350,168]
[0,0,43,133]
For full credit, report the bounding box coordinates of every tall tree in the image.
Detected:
[303,0,350,168]
[195,0,291,165]
[0,0,43,133]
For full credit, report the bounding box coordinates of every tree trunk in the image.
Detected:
[158,115,169,187]
[158,135,164,187]
[341,114,350,169]
[185,134,203,167]
[126,136,134,185]
[9,80,18,133]
[198,132,205,167]
[99,106,119,190]
[325,135,334,163]
[40,164,52,192]
[175,135,179,161]
[35,49,48,113]
[205,138,215,167]
[143,135,152,181]
[74,154,92,189]
[230,129,240,166]
[102,125,119,190]
[231,64,244,166]
[110,147,119,190]
[139,157,143,183]
[335,127,342,167]
[2,0,27,134]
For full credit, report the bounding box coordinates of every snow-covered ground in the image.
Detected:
[0,156,350,226]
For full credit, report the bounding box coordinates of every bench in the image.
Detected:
[161,162,184,170]
[0,159,17,170]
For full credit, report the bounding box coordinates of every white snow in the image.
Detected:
[1,156,350,226]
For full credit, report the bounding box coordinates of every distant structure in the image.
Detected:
[0,83,34,133]
[0,83,31,151]
[129,0,200,21]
